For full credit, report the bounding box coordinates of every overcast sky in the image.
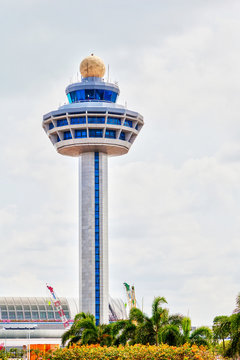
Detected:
[0,0,240,326]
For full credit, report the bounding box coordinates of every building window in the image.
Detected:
[64,131,72,140]
[9,312,16,320]
[17,311,24,320]
[135,124,138,130]
[119,132,126,140]
[47,312,54,319]
[88,117,105,124]
[124,120,132,128]
[107,117,121,125]
[57,119,68,127]
[32,312,39,319]
[95,89,104,100]
[68,90,85,103]
[95,152,100,325]
[56,135,61,142]
[55,312,60,319]
[85,89,95,99]
[40,312,47,319]
[70,117,86,124]
[75,129,87,138]
[105,130,116,139]
[25,312,31,319]
[68,89,118,103]
[49,123,54,130]
[1,312,8,319]
[89,129,103,138]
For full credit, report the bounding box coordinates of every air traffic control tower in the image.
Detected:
[43,55,144,324]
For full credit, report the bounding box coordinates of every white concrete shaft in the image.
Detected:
[79,152,109,324]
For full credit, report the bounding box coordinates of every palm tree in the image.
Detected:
[180,317,212,347]
[161,324,181,346]
[213,315,231,353]
[190,326,212,347]
[130,296,168,346]
[233,293,240,314]
[62,312,113,346]
[62,312,95,346]
[227,312,240,359]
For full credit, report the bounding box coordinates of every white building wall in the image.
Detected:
[79,153,95,316]
[79,152,109,323]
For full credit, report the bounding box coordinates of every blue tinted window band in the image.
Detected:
[124,120,133,128]
[68,89,118,103]
[57,119,68,127]
[95,152,100,325]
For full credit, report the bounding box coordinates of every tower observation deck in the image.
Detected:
[43,55,144,324]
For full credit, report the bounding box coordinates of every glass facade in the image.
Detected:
[89,129,103,138]
[119,132,126,140]
[95,153,100,325]
[63,131,72,140]
[75,129,87,138]
[107,117,121,125]
[105,130,116,139]
[70,117,86,124]
[124,120,133,128]
[0,298,71,322]
[68,89,118,103]
[57,119,68,127]
[88,117,105,124]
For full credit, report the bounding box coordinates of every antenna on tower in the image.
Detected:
[107,64,110,82]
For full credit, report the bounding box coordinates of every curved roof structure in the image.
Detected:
[0,297,126,323]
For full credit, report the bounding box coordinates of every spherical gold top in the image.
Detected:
[80,54,105,78]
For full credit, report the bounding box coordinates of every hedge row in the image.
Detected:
[50,344,215,360]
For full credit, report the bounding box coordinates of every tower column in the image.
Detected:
[79,152,109,324]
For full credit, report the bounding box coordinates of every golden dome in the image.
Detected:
[80,54,105,78]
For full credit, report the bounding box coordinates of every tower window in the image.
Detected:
[49,123,54,130]
[104,90,112,102]
[85,89,95,99]
[70,117,86,124]
[107,117,121,125]
[105,130,116,139]
[75,129,87,138]
[88,117,105,124]
[63,131,72,140]
[95,89,104,100]
[68,89,118,103]
[111,92,117,102]
[89,129,103,138]
[119,132,126,140]
[124,120,132,128]
[57,119,68,127]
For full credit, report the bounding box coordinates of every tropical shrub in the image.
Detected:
[49,343,214,360]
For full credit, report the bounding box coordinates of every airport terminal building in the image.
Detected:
[0,297,126,346]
